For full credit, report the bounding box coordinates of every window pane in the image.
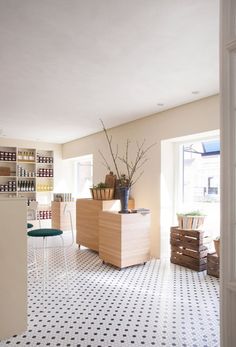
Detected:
[182,139,220,238]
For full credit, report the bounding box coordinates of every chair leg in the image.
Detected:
[45,237,48,292]
[33,246,39,281]
[60,235,69,293]
[28,237,39,280]
[43,237,46,299]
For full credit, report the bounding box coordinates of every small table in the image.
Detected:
[99,211,151,268]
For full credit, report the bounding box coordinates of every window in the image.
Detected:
[182,139,220,204]
[180,138,220,238]
[74,155,93,198]
[160,133,220,258]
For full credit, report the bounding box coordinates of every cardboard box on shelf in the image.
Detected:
[0,167,10,176]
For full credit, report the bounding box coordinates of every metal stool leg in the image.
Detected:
[33,244,39,281]
[45,237,48,293]
[43,236,46,299]
[28,237,39,280]
[59,235,69,293]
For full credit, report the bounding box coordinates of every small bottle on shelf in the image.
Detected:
[23,152,28,161]
[18,151,22,161]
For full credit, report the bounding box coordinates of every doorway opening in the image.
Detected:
[161,130,220,258]
[74,154,93,198]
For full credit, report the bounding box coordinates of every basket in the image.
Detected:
[177,215,205,230]
[90,188,114,200]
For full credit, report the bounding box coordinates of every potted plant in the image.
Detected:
[177,210,206,230]
[90,182,114,200]
[99,120,155,213]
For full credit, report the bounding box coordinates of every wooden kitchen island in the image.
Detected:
[99,211,151,268]
[76,199,123,251]
[76,198,134,251]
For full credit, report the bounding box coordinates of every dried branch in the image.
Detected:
[100,119,121,180]
[98,149,111,172]
[100,119,156,188]
[131,170,145,187]
[125,139,131,179]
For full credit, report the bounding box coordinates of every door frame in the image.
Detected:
[220,0,236,345]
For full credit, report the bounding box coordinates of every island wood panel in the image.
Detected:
[51,201,76,231]
[0,198,27,340]
[99,213,122,267]
[99,211,151,268]
[121,215,151,267]
[76,199,122,251]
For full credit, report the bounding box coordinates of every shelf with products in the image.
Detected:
[36,166,53,178]
[17,148,36,162]
[0,161,17,177]
[0,177,17,193]
[37,208,52,220]
[17,178,36,192]
[17,163,36,178]
[0,146,54,216]
[36,180,54,192]
[37,150,53,164]
[0,146,17,162]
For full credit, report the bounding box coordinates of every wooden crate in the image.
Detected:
[207,252,220,278]
[170,226,208,271]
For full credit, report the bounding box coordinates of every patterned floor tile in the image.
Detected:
[0,245,219,346]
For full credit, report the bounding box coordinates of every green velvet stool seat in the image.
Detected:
[27,223,34,229]
[27,228,63,238]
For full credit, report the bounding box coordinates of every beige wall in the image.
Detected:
[63,95,219,258]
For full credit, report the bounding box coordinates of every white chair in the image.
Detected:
[27,203,74,295]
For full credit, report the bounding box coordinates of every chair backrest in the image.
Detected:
[28,201,41,228]
[63,203,74,245]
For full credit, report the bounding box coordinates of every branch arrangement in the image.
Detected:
[100,119,156,188]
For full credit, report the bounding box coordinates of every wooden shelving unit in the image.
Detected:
[0,146,54,221]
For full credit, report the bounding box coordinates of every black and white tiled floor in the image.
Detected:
[0,245,219,347]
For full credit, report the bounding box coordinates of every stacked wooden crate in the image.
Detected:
[207,252,220,278]
[170,226,208,271]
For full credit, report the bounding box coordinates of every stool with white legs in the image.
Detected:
[27,203,73,296]
[27,201,41,280]
[27,222,39,280]
[27,228,69,297]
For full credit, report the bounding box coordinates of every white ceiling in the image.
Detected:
[0,0,219,144]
